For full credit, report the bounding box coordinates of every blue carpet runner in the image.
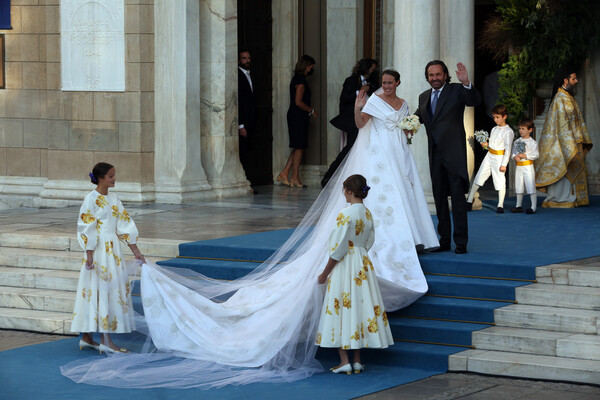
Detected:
[2,197,599,400]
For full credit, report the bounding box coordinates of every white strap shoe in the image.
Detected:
[330,363,352,374]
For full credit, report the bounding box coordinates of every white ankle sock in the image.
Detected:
[516,194,523,208]
[467,184,480,203]
[530,193,537,211]
[498,188,506,208]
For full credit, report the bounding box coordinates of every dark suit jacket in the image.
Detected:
[238,68,256,131]
[330,74,379,134]
[415,82,482,191]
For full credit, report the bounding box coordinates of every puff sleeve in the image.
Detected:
[77,195,98,251]
[328,211,352,261]
[115,198,139,245]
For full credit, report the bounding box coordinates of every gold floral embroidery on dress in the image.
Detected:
[355,219,365,236]
[354,276,363,286]
[330,242,338,252]
[81,234,88,246]
[365,209,373,220]
[334,298,340,315]
[315,333,322,345]
[81,288,92,301]
[112,205,120,218]
[350,328,360,341]
[342,292,351,309]
[101,314,118,331]
[362,255,374,271]
[336,213,350,227]
[118,293,129,314]
[360,323,365,338]
[326,305,332,315]
[96,219,103,233]
[327,278,331,292]
[348,240,355,254]
[367,317,379,333]
[382,312,389,327]
[113,253,121,266]
[120,209,131,222]
[118,233,130,243]
[331,328,335,343]
[99,265,113,282]
[342,345,350,350]
[80,210,95,224]
[96,195,108,208]
[126,281,131,297]
[374,305,382,317]
[354,269,367,286]
[105,241,113,255]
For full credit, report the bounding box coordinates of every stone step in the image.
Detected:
[0,247,83,271]
[494,304,599,335]
[0,232,183,258]
[449,349,600,385]
[0,286,75,313]
[0,307,75,335]
[0,266,80,291]
[472,326,600,360]
[515,283,600,310]
[536,263,600,288]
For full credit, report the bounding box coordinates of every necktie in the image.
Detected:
[431,90,439,114]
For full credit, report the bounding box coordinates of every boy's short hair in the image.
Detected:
[491,104,508,116]
[518,117,535,133]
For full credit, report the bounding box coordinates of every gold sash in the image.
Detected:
[488,148,504,155]
[516,160,534,166]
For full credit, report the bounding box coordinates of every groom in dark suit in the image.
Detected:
[415,60,481,254]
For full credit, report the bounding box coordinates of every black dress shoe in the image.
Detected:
[466,202,473,211]
[454,245,467,254]
[432,244,451,253]
[525,208,536,214]
[511,206,523,213]
[496,207,504,214]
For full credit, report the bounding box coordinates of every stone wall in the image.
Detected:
[0,0,155,207]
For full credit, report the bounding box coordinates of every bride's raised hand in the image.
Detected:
[355,90,368,110]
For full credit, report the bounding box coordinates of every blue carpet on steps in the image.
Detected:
[3,197,599,400]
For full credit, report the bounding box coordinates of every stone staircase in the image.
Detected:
[449,262,600,385]
[0,232,180,335]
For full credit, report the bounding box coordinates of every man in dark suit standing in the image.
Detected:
[321,59,379,187]
[238,49,256,181]
[415,60,481,254]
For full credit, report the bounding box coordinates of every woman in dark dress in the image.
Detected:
[277,55,319,188]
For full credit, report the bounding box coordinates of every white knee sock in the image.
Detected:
[498,188,506,208]
[467,184,480,203]
[516,194,523,208]
[530,193,537,211]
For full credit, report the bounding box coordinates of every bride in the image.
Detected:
[61,69,439,389]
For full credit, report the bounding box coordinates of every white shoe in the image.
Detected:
[353,362,364,374]
[98,343,130,354]
[330,363,352,374]
[79,339,99,351]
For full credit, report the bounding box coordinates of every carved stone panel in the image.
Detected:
[61,0,125,91]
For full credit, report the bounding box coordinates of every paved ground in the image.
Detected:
[1,185,599,399]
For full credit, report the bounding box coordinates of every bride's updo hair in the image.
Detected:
[381,69,400,83]
[343,174,370,199]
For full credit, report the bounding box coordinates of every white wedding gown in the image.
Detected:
[61,94,439,389]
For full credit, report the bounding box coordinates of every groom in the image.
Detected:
[415,60,481,254]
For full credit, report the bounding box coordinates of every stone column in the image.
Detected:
[440,0,478,206]
[325,0,360,165]
[394,0,440,212]
[198,0,251,197]
[154,0,213,203]
[271,1,298,181]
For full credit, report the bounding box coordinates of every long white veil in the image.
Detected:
[61,95,434,389]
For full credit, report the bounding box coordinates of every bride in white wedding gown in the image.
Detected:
[61,70,439,389]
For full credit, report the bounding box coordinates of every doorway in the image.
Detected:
[237,0,273,186]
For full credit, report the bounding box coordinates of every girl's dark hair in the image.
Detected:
[518,117,535,133]
[343,174,370,200]
[491,104,508,117]
[381,69,400,83]
[90,162,114,185]
[294,54,316,74]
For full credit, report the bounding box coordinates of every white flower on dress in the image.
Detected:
[383,214,394,225]
[383,184,394,193]
[400,240,413,251]
[385,206,394,215]
[371,176,380,184]
[379,194,387,203]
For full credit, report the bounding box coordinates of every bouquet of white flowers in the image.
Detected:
[474,129,489,150]
[514,140,526,155]
[400,115,421,144]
